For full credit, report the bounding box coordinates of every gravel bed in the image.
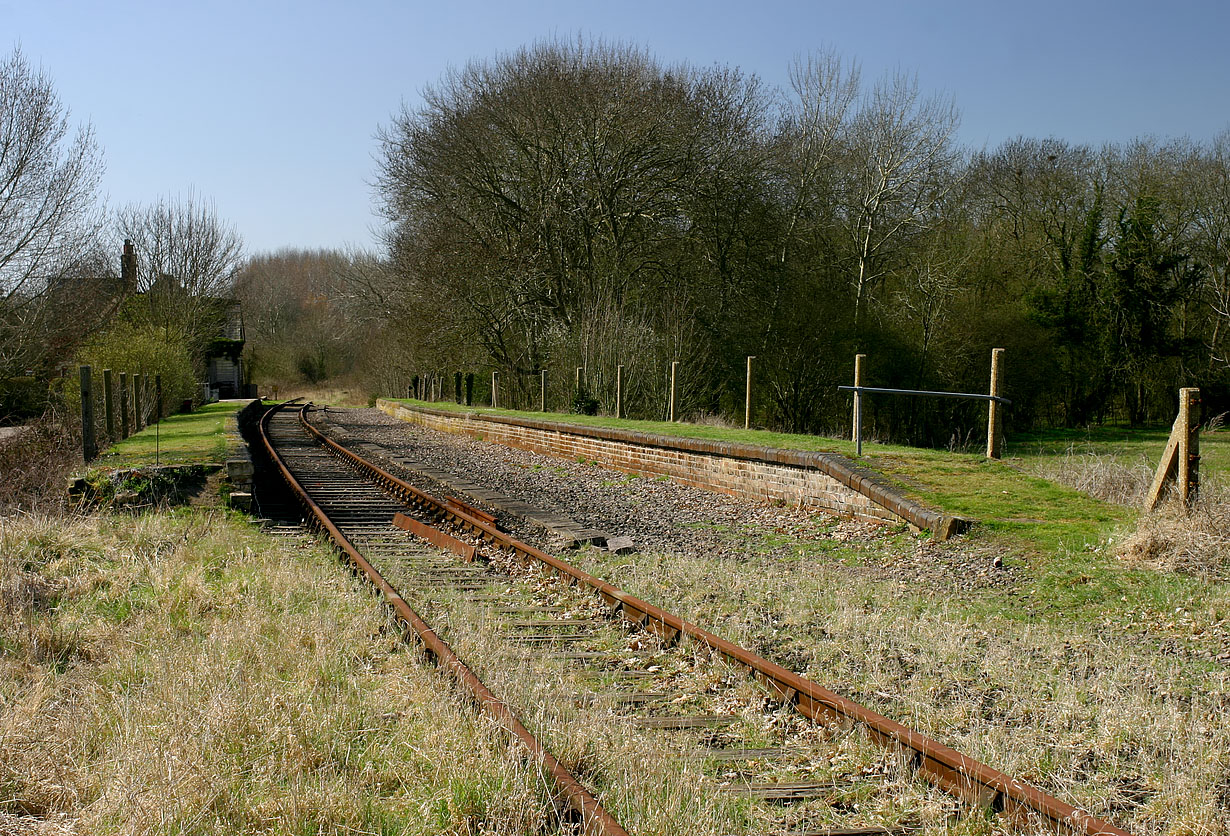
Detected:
[317,407,1015,591]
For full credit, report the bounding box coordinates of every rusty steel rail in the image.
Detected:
[300,404,1132,836]
[258,402,630,836]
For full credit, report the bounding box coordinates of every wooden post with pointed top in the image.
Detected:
[119,372,130,439]
[132,373,144,432]
[745,356,755,430]
[669,361,678,422]
[1147,388,1201,510]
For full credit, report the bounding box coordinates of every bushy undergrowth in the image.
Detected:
[1120,484,1230,578]
[0,412,78,513]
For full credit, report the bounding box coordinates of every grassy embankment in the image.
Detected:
[89,400,248,468]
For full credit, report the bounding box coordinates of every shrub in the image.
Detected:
[76,322,198,414]
[0,376,49,423]
[570,387,598,416]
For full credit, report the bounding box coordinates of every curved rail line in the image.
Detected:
[265,399,1131,836]
[258,401,630,836]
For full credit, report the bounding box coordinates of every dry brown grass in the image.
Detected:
[0,511,573,834]
[1028,443,1230,579]
[562,528,1230,836]
[1120,485,1230,578]
[1027,450,1156,507]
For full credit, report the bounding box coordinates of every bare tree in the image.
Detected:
[777,50,860,266]
[114,192,244,359]
[840,71,961,333]
[0,47,109,377]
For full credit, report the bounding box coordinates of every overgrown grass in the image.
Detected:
[566,520,1230,836]
[0,511,567,834]
[92,400,247,468]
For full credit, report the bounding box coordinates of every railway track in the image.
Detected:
[257,401,1131,836]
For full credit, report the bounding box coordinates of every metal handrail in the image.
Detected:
[838,385,1011,405]
[838,385,1011,455]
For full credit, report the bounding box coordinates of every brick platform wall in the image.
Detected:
[376,400,966,538]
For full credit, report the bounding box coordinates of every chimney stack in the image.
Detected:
[121,239,137,289]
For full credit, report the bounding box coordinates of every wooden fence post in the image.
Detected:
[491,371,498,408]
[669,361,678,422]
[1178,387,1201,505]
[103,368,115,440]
[852,354,866,457]
[465,373,474,407]
[80,366,96,461]
[745,355,755,430]
[985,348,1005,459]
[616,364,623,420]
[132,373,144,432]
[1147,388,1201,509]
[119,372,129,438]
[455,372,462,404]
[540,370,546,412]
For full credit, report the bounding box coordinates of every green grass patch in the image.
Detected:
[93,400,250,467]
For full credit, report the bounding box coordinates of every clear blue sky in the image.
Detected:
[5,0,1229,255]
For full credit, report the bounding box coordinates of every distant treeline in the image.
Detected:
[275,40,1230,444]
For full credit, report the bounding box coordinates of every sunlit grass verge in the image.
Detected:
[92,400,247,468]
[0,511,568,834]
